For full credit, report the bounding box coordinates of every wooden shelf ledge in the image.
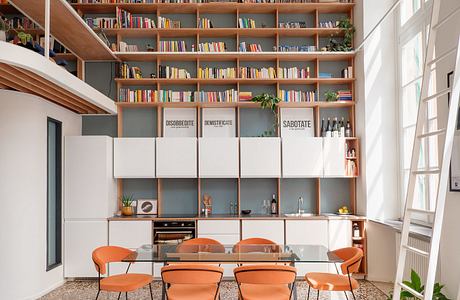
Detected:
[115,101,355,109]
[114,78,355,85]
[0,42,116,114]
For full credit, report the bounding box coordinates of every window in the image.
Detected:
[397,0,438,224]
[47,118,62,270]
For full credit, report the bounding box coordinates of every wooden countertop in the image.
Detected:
[109,214,367,221]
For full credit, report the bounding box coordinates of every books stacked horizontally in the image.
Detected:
[119,88,157,103]
[159,65,191,79]
[239,42,262,52]
[197,42,227,52]
[277,45,316,52]
[342,66,353,78]
[159,40,187,52]
[118,63,143,79]
[278,21,306,28]
[198,67,237,79]
[158,16,181,28]
[238,18,256,28]
[116,7,156,28]
[278,89,317,102]
[85,17,117,29]
[159,90,195,102]
[198,18,213,28]
[319,72,332,78]
[278,67,311,79]
[239,91,253,101]
[240,67,276,79]
[337,90,352,101]
[198,89,238,103]
[118,41,139,52]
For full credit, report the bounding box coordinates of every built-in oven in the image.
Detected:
[153,220,196,245]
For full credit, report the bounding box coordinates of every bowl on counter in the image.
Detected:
[241,210,252,215]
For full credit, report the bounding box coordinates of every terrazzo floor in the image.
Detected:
[40,280,390,300]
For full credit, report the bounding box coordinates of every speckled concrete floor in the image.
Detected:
[40,280,389,300]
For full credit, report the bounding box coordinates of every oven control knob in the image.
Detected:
[181,223,184,227]
[164,224,168,227]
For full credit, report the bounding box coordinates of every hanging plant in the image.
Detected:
[251,93,281,137]
[326,18,355,52]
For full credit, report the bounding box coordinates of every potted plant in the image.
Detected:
[251,93,281,137]
[121,195,134,216]
[324,90,338,102]
[324,18,355,52]
[0,17,9,42]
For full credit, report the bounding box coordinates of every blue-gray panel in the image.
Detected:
[85,62,117,100]
[319,61,349,78]
[122,107,157,137]
[319,36,344,49]
[320,178,351,214]
[199,13,237,28]
[161,179,198,214]
[123,179,158,200]
[200,179,238,214]
[239,108,274,137]
[82,115,118,137]
[240,178,277,215]
[123,37,157,52]
[318,13,349,23]
[280,179,316,214]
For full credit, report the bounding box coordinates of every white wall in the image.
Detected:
[0,90,81,300]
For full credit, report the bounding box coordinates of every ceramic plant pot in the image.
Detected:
[121,206,134,216]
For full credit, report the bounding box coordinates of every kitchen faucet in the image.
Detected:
[297,197,304,214]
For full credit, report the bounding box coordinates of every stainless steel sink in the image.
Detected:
[284,213,315,217]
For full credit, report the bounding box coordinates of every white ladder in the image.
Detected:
[393,0,460,299]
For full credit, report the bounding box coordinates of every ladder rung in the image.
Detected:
[417,129,446,138]
[428,47,457,66]
[402,245,429,257]
[432,6,460,30]
[408,208,436,215]
[422,88,451,102]
[412,168,440,175]
[398,282,424,299]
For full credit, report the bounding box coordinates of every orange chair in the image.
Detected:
[176,237,225,253]
[161,264,224,300]
[92,246,153,300]
[233,238,282,266]
[305,247,363,300]
[234,264,297,300]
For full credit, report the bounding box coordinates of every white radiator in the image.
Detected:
[396,234,430,282]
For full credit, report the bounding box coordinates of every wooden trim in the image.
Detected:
[77,59,85,81]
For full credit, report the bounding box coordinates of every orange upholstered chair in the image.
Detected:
[233,238,282,266]
[176,238,225,253]
[161,264,224,300]
[234,264,297,300]
[305,247,363,300]
[92,246,153,300]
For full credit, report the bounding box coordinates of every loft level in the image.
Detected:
[114,101,356,108]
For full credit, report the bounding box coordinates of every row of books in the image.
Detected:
[119,63,143,79]
[196,89,239,102]
[117,7,156,28]
[198,18,214,29]
[337,90,352,101]
[159,40,187,52]
[5,17,38,30]
[158,16,181,29]
[197,42,227,52]
[119,89,158,103]
[118,41,139,52]
[278,89,317,102]
[278,21,307,29]
[319,21,339,28]
[198,67,237,79]
[341,66,353,78]
[239,91,253,101]
[238,18,256,29]
[70,0,334,3]
[160,90,195,102]
[159,65,192,78]
[277,45,317,52]
[240,67,277,79]
[278,67,311,79]
[70,0,154,3]
[239,42,262,52]
[85,17,117,29]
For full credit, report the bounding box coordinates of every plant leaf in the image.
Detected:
[410,269,422,291]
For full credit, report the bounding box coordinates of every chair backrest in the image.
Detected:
[233,237,279,253]
[234,265,297,285]
[333,247,363,275]
[161,264,224,285]
[92,246,134,275]
[176,237,225,253]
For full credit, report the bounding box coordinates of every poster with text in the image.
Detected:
[202,108,236,137]
[163,108,197,137]
[280,108,315,138]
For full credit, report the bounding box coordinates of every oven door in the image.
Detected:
[154,230,194,245]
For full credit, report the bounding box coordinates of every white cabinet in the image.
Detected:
[109,221,153,275]
[240,138,281,178]
[197,220,240,277]
[156,138,197,178]
[285,220,329,276]
[328,220,352,251]
[323,138,346,177]
[241,220,284,244]
[114,138,155,178]
[282,138,323,178]
[64,221,108,278]
[64,136,117,219]
[199,138,239,178]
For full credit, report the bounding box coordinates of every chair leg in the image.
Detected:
[307,285,310,300]
[351,290,357,300]
[95,290,100,300]
[149,283,154,300]
[344,291,349,300]
[126,292,128,300]
[117,292,122,300]
[317,290,319,300]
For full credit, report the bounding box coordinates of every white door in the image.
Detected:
[323,138,346,177]
[328,220,352,274]
[241,220,284,244]
[109,221,153,275]
[282,138,323,177]
[114,138,155,178]
[199,138,239,178]
[285,220,329,276]
[240,137,281,178]
[64,220,107,278]
[156,138,197,178]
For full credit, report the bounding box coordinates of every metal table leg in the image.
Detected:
[162,262,166,300]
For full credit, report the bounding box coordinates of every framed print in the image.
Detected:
[448,71,460,191]
[136,199,158,215]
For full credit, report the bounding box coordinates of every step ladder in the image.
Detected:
[393,0,460,299]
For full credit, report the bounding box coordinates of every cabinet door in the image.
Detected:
[328,220,352,250]
[156,138,197,178]
[323,138,346,177]
[109,221,153,275]
[197,220,240,235]
[199,138,239,178]
[64,221,107,278]
[282,138,323,178]
[114,138,155,178]
[240,138,281,178]
[241,220,284,244]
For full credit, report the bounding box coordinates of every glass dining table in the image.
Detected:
[122,243,342,299]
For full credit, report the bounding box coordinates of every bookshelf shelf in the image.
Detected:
[115,101,355,108]
[114,78,354,85]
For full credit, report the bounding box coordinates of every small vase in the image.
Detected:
[121,206,134,216]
